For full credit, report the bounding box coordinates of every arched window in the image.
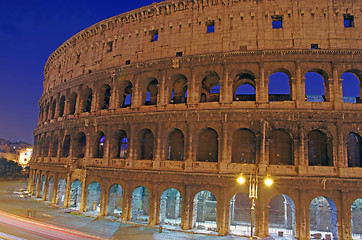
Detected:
[305,72,328,102]
[62,134,71,157]
[233,73,256,101]
[198,128,218,162]
[51,136,59,157]
[68,92,77,115]
[94,132,105,158]
[58,96,65,117]
[118,81,132,108]
[140,129,154,160]
[200,71,220,103]
[168,129,184,161]
[43,137,50,157]
[347,133,362,167]
[144,79,158,105]
[100,84,111,110]
[232,129,255,163]
[73,132,86,158]
[50,99,56,119]
[171,74,188,104]
[268,72,291,102]
[81,87,92,112]
[269,130,293,165]
[112,130,128,159]
[308,130,331,166]
[342,72,361,103]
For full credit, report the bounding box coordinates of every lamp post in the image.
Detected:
[237,164,273,240]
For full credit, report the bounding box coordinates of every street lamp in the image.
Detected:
[237,164,273,240]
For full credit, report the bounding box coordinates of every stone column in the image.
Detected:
[75,87,82,114]
[110,77,117,110]
[122,181,132,221]
[259,120,267,165]
[149,184,159,225]
[257,63,268,104]
[340,191,352,240]
[181,185,192,230]
[91,84,98,112]
[185,122,194,170]
[132,75,141,108]
[51,174,58,205]
[297,189,309,240]
[332,64,342,109]
[127,124,135,167]
[64,172,71,208]
[220,120,229,171]
[158,71,167,106]
[216,187,229,236]
[80,175,87,212]
[255,191,268,238]
[295,61,305,108]
[153,123,162,169]
[35,171,42,198]
[188,70,198,105]
[42,173,49,201]
[336,122,346,168]
[99,181,107,216]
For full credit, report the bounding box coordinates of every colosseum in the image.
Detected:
[28,0,362,239]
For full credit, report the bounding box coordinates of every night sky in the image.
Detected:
[0,0,358,144]
[0,0,159,143]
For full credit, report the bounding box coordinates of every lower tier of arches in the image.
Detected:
[28,165,362,240]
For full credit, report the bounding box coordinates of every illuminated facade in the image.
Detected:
[29,0,362,239]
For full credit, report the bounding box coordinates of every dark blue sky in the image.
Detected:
[0,1,358,144]
[0,0,158,143]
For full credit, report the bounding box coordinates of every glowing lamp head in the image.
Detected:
[237,175,246,184]
[264,177,273,187]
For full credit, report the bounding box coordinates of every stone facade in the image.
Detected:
[29,0,362,239]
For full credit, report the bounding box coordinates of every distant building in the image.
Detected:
[0,138,32,168]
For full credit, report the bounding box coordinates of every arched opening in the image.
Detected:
[107,184,123,218]
[342,72,361,103]
[100,84,111,110]
[34,174,39,196]
[86,182,101,214]
[200,71,220,103]
[131,186,150,224]
[168,129,184,161]
[47,176,54,202]
[51,136,59,157]
[268,72,291,102]
[73,132,86,158]
[309,196,338,240]
[232,129,256,163]
[62,134,71,158]
[69,180,82,210]
[39,175,46,199]
[229,192,251,236]
[308,130,332,166]
[347,132,362,167]
[144,79,158,105]
[351,198,362,239]
[198,128,218,162]
[119,81,132,108]
[50,99,56,119]
[159,188,182,228]
[171,75,188,104]
[81,87,92,112]
[43,137,50,157]
[68,92,77,114]
[269,130,293,165]
[233,73,256,101]
[44,103,49,121]
[193,190,217,233]
[112,130,128,159]
[305,72,328,102]
[58,95,65,117]
[139,129,154,160]
[268,194,296,239]
[56,178,66,207]
[93,132,105,158]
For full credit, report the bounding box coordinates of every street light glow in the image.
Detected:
[237,175,246,184]
[264,177,273,187]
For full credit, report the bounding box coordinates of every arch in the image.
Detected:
[56,178,66,207]
[131,186,150,223]
[159,188,182,228]
[99,84,111,110]
[50,99,56,119]
[40,175,46,198]
[309,196,338,240]
[86,181,101,213]
[229,192,251,236]
[42,136,50,157]
[200,71,220,103]
[68,92,77,114]
[81,87,92,112]
[347,132,362,167]
[51,135,59,157]
[58,95,65,117]
[73,132,86,158]
[144,78,158,105]
[139,129,154,160]
[233,72,256,101]
[268,194,296,239]
[62,134,71,157]
[192,190,217,232]
[47,176,54,202]
[232,129,256,163]
[69,179,82,210]
[171,74,188,104]
[351,198,362,238]
[342,72,361,103]
[93,131,105,158]
[268,72,291,102]
[198,128,218,162]
[107,184,123,217]
[269,130,293,165]
[118,81,132,108]
[168,129,184,161]
[111,130,128,159]
[308,130,332,166]
[305,71,328,102]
